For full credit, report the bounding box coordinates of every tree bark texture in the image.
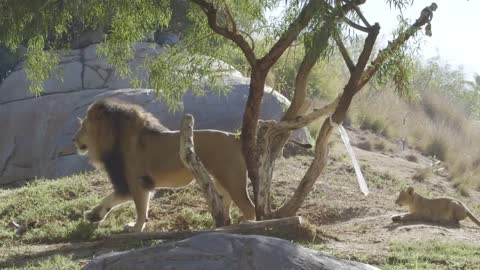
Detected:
[256,98,339,219]
[179,114,227,227]
[241,67,268,219]
[273,118,332,217]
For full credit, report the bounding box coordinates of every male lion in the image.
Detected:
[392,186,480,227]
[73,98,255,232]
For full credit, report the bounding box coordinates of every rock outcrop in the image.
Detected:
[82,233,379,270]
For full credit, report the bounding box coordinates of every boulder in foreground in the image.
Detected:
[82,233,379,270]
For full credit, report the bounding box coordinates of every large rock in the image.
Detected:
[0,42,311,186]
[82,233,379,270]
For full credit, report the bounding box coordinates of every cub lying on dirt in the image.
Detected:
[392,186,480,227]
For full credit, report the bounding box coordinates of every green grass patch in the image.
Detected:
[0,172,107,245]
[381,240,480,270]
[0,173,219,248]
[306,240,480,270]
[0,172,219,268]
[4,255,84,270]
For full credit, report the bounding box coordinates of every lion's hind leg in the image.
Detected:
[213,180,233,225]
[391,213,421,223]
[449,202,468,226]
[221,176,255,222]
[85,191,131,223]
[124,185,151,233]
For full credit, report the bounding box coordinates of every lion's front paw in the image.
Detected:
[123,222,146,233]
[84,207,106,223]
[391,215,402,222]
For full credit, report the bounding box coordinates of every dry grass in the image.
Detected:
[308,85,480,194]
[350,89,407,139]
[347,88,480,193]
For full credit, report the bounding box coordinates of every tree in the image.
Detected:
[186,0,438,219]
[0,0,438,222]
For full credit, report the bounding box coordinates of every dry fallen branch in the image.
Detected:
[1,217,306,268]
[179,114,227,227]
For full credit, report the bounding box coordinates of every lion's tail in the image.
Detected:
[466,209,480,227]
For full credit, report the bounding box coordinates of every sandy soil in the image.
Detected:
[272,128,480,259]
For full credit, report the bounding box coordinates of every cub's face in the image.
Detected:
[73,117,89,155]
[395,187,415,206]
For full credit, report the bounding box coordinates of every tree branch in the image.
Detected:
[283,27,331,120]
[343,17,370,32]
[222,1,237,33]
[190,0,256,66]
[350,23,380,84]
[273,97,340,133]
[283,0,364,120]
[2,217,306,268]
[347,0,371,27]
[333,31,354,72]
[258,0,323,70]
[331,22,379,124]
[240,30,255,52]
[358,3,438,89]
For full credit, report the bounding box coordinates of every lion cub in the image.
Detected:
[392,186,480,227]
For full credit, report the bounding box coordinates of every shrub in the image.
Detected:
[405,154,418,162]
[424,136,448,161]
[357,141,372,151]
[412,167,432,182]
[360,117,385,134]
[374,141,386,151]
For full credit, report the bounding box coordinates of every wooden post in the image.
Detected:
[179,114,227,227]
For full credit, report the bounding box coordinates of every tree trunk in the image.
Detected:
[254,26,332,219]
[273,88,356,217]
[256,120,290,219]
[272,118,332,217]
[179,114,228,227]
[241,66,268,219]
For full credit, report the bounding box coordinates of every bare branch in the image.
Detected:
[240,30,255,52]
[190,0,256,65]
[331,23,379,124]
[343,16,370,32]
[333,31,354,72]
[273,97,340,134]
[283,0,365,120]
[348,0,371,27]
[2,217,305,267]
[358,3,438,89]
[283,27,330,120]
[350,23,380,83]
[222,0,237,33]
[259,0,324,70]
[179,114,228,227]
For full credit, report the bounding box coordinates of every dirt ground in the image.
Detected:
[3,127,480,268]
[276,127,480,259]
